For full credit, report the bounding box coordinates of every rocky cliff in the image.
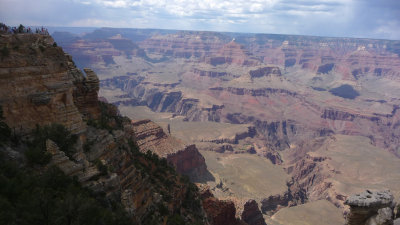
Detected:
[0,33,86,135]
[130,119,209,181]
[0,31,223,225]
[241,200,267,225]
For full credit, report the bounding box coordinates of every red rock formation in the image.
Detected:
[199,186,244,225]
[130,119,209,180]
[203,198,242,225]
[241,200,267,225]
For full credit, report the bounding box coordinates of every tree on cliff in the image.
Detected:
[18,24,25,33]
[0,106,11,144]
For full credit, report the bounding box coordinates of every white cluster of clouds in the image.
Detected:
[0,0,399,40]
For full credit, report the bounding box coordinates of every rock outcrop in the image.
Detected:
[130,119,209,180]
[0,34,86,135]
[241,200,266,225]
[249,66,281,79]
[345,190,396,225]
[260,179,306,215]
[199,185,244,225]
[72,67,101,120]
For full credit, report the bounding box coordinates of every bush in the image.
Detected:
[53,42,58,47]
[0,154,133,225]
[38,45,45,52]
[24,146,51,165]
[83,139,95,153]
[0,106,11,144]
[167,214,185,225]
[1,46,9,58]
[25,124,78,165]
[18,24,24,33]
[95,159,108,176]
[397,204,400,218]
[87,102,125,131]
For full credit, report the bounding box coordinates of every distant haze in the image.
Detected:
[1,0,399,40]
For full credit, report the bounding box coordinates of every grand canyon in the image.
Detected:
[49,27,400,224]
[1,24,400,225]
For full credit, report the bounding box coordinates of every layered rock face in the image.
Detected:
[0,32,212,225]
[130,119,208,180]
[249,66,281,79]
[204,40,260,66]
[345,190,396,225]
[72,68,101,120]
[0,34,86,135]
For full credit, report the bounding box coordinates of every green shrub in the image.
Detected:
[24,146,52,165]
[25,124,78,165]
[38,45,45,52]
[87,102,125,131]
[83,139,95,153]
[0,46,9,57]
[95,159,108,176]
[0,106,11,144]
[18,24,24,33]
[53,42,58,47]
[167,214,185,225]
[0,154,133,225]
[397,204,400,218]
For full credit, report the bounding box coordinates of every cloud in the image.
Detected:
[0,0,399,39]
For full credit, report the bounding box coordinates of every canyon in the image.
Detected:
[43,27,400,224]
[0,30,266,225]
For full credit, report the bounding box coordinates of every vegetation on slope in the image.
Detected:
[0,107,132,225]
[0,153,133,225]
[0,102,206,225]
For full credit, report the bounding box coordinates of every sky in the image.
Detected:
[0,0,399,40]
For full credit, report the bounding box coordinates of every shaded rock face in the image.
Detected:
[345,190,396,225]
[249,66,281,79]
[167,144,209,180]
[202,198,239,225]
[199,186,243,225]
[0,34,86,135]
[241,200,266,225]
[102,76,224,122]
[72,68,101,120]
[261,179,306,215]
[130,119,209,181]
